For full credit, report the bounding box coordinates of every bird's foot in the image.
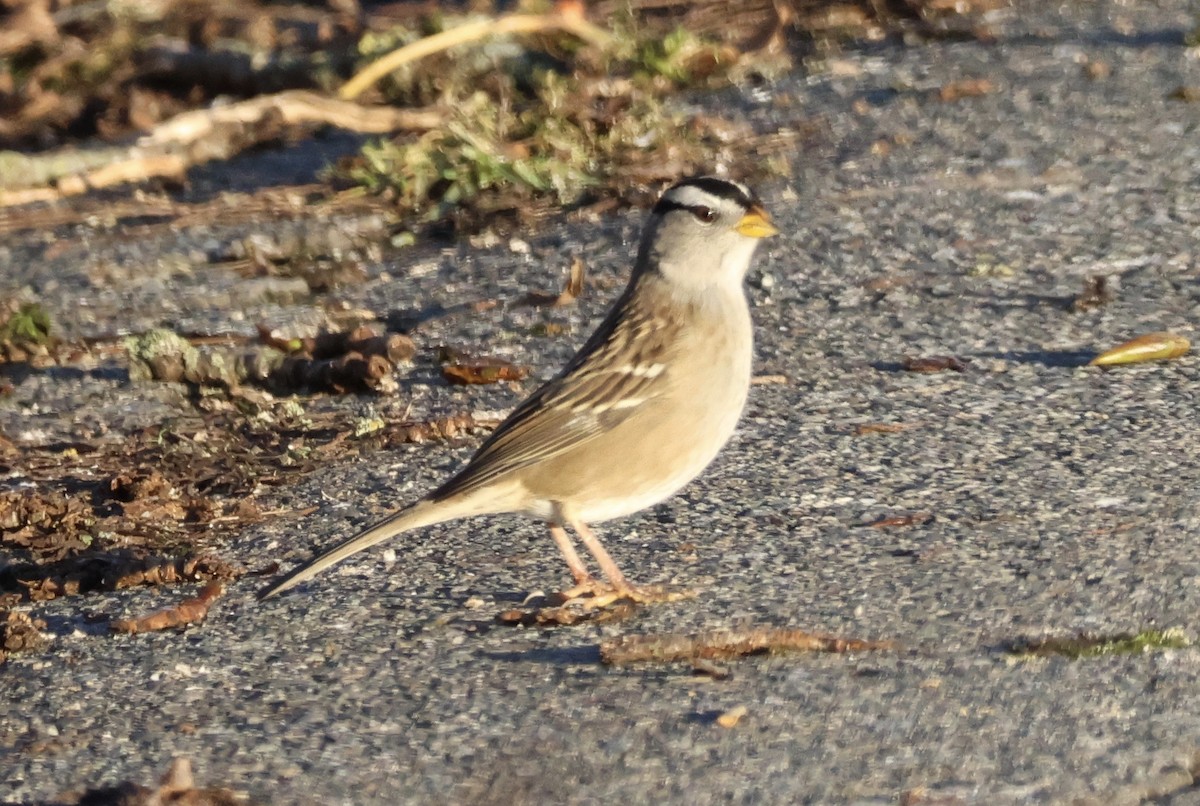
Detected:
[554,579,695,609]
[496,580,693,627]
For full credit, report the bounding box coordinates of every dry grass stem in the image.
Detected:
[601,627,894,664]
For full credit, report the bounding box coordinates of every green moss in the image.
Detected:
[1007,628,1190,660]
[634,26,730,85]
[333,15,777,231]
[0,303,53,345]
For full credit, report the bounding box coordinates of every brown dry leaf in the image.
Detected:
[1083,60,1111,81]
[111,581,225,634]
[559,257,586,304]
[1071,274,1116,312]
[442,360,529,385]
[938,78,995,102]
[865,512,931,529]
[0,489,96,560]
[381,413,497,446]
[110,554,241,589]
[5,552,240,603]
[0,610,48,660]
[1090,332,1190,367]
[1168,86,1200,103]
[853,422,920,436]
[523,256,587,306]
[305,326,415,362]
[902,355,970,373]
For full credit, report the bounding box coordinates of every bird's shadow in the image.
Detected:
[482,645,603,666]
[873,349,1094,371]
[976,350,1095,368]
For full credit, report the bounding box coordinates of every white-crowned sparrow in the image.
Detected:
[259,176,777,602]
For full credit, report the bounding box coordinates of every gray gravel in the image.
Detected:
[3,2,1200,803]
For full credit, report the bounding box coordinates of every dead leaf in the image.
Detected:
[938,78,995,102]
[0,610,47,659]
[1090,332,1190,367]
[381,412,496,446]
[1168,86,1200,102]
[1083,60,1110,80]
[1071,274,1116,312]
[865,512,931,529]
[110,581,225,634]
[442,360,528,385]
[523,257,586,306]
[902,355,970,373]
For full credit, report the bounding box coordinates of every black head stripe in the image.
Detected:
[652,176,758,215]
[653,199,714,218]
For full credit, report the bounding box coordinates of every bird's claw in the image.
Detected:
[554,579,695,607]
[496,580,694,626]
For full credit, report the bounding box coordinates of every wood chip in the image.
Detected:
[716,704,748,728]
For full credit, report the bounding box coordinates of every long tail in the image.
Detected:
[258,497,466,600]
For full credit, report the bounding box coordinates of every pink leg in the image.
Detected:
[567,518,634,593]
[548,523,592,585]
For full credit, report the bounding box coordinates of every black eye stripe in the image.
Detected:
[654,200,721,220]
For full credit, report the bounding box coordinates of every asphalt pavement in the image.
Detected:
[3,1,1200,803]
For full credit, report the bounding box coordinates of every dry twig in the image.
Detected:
[0,91,443,206]
[600,628,893,665]
[340,13,613,101]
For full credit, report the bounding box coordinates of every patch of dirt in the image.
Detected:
[0,405,495,588]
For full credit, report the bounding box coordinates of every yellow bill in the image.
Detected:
[735,206,779,239]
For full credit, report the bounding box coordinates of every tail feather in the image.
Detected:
[258,497,459,600]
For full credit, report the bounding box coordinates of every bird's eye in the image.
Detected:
[691,206,717,224]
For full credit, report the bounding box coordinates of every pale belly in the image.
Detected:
[518,314,753,524]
